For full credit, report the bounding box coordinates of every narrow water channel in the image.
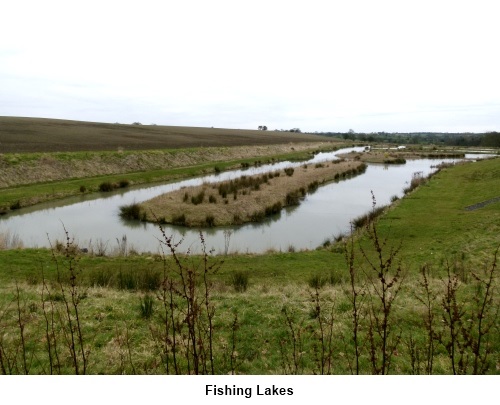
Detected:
[0,148,482,254]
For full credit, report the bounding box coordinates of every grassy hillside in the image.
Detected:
[0,116,330,153]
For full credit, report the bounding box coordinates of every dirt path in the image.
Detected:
[464,196,500,211]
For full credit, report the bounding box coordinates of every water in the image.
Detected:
[0,148,484,254]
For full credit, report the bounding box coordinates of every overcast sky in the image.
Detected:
[1,0,499,133]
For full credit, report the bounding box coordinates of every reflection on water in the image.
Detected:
[0,148,485,254]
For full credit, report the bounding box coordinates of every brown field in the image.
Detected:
[0,116,331,153]
[139,160,366,227]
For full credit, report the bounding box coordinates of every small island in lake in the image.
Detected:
[121,160,367,227]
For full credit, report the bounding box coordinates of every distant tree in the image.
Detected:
[132,122,142,126]
[258,126,268,131]
[481,132,500,147]
[342,133,355,140]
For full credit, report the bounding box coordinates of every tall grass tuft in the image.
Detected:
[118,179,130,188]
[98,182,114,192]
[10,200,21,210]
[172,213,187,226]
[99,180,130,192]
[403,172,427,194]
[205,215,216,227]
[265,201,282,216]
[232,271,249,292]
[139,294,155,319]
[352,205,386,230]
[119,203,142,220]
[285,190,302,206]
[191,190,205,205]
[308,274,327,289]
[0,230,24,250]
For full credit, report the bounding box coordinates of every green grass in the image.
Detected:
[374,158,500,266]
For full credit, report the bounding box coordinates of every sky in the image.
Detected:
[1,0,499,133]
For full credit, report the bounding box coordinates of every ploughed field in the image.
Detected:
[0,116,331,153]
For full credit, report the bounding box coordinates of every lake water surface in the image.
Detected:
[0,148,486,254]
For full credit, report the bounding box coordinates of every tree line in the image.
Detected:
[315,131,500,147]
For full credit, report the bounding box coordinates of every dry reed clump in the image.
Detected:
[139,161,366,227]
[0,230,24,250]
[403,172,427,194]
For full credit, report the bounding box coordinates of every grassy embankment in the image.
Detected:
[134,160,366,226]
[0,157,498,374]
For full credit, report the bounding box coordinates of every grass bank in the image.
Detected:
[373,157,500,266]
